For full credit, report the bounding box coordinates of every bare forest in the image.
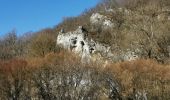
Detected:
[0,0,170,100]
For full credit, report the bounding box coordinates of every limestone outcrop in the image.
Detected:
[56,11,143,63]
[90,13,114,28]
[57,26,112,63]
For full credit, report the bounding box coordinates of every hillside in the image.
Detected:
[0,0,170,100]
[55,0,170,64]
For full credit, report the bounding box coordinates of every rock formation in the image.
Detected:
[90,13,114,28]
[57,12,143,63]
[57,26,112,63]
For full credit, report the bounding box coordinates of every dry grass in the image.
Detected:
[106,59,170,99]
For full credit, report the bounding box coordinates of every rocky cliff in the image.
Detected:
[57,26,112,63]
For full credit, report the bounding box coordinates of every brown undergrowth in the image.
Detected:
[106,59,170,99]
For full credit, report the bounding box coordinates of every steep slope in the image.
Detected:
[55,0,170,63]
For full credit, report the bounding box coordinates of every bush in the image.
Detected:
[29,29,57,57]
[107,59,170,99]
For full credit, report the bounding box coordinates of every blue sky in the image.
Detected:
[0,0,100,36]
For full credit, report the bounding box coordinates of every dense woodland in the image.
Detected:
[0,0,170,100]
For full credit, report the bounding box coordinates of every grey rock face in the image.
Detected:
[56,26,112,63]
[90,13,114,28]
[56,26,140,63]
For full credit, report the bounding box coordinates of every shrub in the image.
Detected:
[107,59,170,99]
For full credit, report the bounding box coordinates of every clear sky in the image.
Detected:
[0,0,100,36]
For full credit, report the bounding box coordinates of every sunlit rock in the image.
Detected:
[103,19,114,28]
[56,26,112,63]
[123,51,139,61]
[90,13,114,28]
